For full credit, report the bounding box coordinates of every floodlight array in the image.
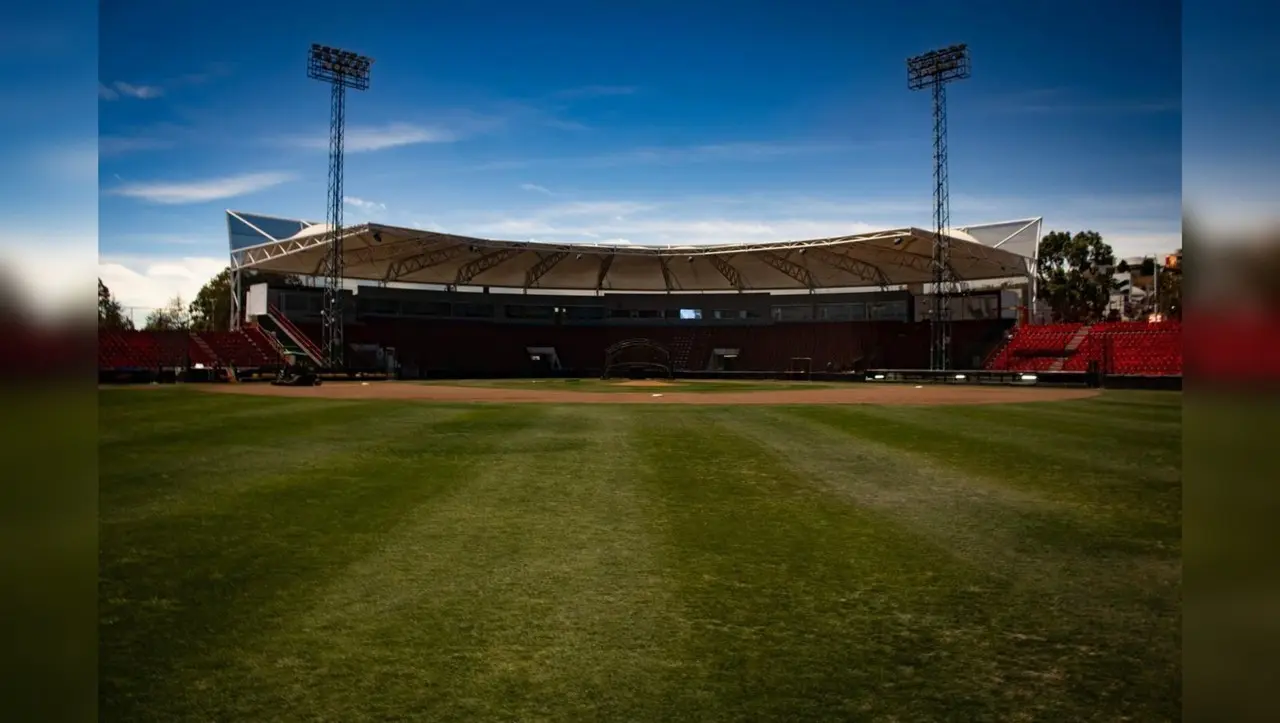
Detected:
[307,44,373,90]
[906,44,970,90]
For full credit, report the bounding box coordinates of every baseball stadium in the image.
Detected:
[97,208,1183,721]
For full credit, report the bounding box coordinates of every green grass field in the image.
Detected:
[99,388,1181,722]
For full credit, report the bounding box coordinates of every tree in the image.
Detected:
[1154,255,1182,319]
[1036,230,1118,323]
[98,279,134,330]
[188,268,234,332]
[144,295,190,331]
[188,267,301,332]
[1140,257,1156,277]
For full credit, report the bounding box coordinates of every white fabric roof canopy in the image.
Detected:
[228,212,1039,293]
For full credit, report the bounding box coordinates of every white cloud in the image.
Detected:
[474,141,871,170]
[981,88,1180,115]
[460,198,881,245]
[343,196,387,212]
[107,171,295,204]
[108,81,164,100]
[520,183,554,195]
[98,255,227,318]
[553,85,638,99]
[286,122,457,152]
[541,201,653,218]
[444,191,1180,254]
[99,64,229,104]
[100,135,176,156]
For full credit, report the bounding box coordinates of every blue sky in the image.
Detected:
[6,0,1253,314]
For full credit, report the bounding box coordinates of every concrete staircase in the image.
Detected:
[1048,324,1092,372]
[189,332,218,365]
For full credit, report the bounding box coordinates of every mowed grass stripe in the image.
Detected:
[840,404,1181,532]
[97,388,369,446]
[100,400,468,523]
[629,408,1049,721]
[788,398,1181,537]
[213,405,683,722]
[717,405,1179,720]
[99,404,542,722]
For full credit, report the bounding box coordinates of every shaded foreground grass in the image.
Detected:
[99,389,1181,721]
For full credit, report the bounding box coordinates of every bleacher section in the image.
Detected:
[98,330,194,370]
[197,329,280,368]
[98,329,283,371]
[987,321,1182,376]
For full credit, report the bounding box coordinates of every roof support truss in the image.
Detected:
[234,236,331,270]
[657,256,676,292]
[456,247,522,285]
[525,251,568,288]
[347,243,419,268]
[384,244,469,282]
[347,234,446,268]
[808,248,891,288]
[709,255,745,291]
[595,254,614,291]
[757,251,815,289]
[863,244,964,282]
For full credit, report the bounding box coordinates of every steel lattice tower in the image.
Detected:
[907,44,970,371]
[308,44,372,369]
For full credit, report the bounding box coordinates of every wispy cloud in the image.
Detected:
[282,122,459,152]
[107,171,295,204]
[99,135,176,156]
[982,88,1179,115]
[474,141,871,170]
[458,198,881,245]
[107,233,209,247]
[344,196,387,211]
[520,183,554,195]
[553,85,638,99]
[171,62,235,87]
[100,63,233,102]
[541,118,591,131]
[99,81,163,100]
[439,190,1179,255]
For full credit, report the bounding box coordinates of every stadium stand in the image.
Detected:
[98,328,284,374]
[197,330,280,368]
[986,320,1182,376]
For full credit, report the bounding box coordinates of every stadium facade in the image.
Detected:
[220,211,1043,377]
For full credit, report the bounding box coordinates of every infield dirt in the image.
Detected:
[199,381,1099,406]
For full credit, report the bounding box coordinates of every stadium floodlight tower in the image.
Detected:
[307,43,373,369]
[907,43,970,371]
